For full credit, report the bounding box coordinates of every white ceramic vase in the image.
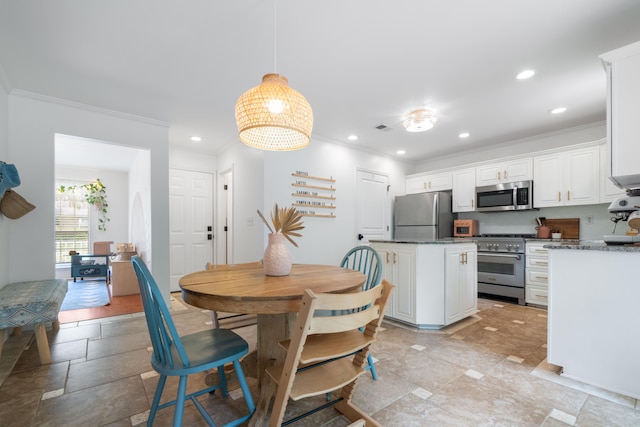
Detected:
[263,233,292,276]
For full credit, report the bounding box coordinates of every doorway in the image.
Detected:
[218,167,234,264]
[355,168,390,245]
[169,169,214,291]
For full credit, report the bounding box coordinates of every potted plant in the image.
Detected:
[257,204,304,276]
[59,179,110,231]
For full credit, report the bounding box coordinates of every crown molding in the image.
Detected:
[10,89,169,128]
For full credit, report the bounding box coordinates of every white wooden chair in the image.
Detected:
[265,280,393,426]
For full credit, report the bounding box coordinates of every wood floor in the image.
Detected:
[56,267,144,324]
[58,288,143,323]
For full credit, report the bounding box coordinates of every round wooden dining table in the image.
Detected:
[179,262,365,425]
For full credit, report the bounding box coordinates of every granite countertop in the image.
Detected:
[369,238,475,245]
[544,240,640,252]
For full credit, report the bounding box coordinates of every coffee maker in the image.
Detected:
[604,190,640,245]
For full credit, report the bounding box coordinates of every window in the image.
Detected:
[55,180,90,264]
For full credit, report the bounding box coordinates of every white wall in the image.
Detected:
[0,74,8,288]
[169,147,217,173]
[7,92,170,298]
[216,141,265,264]
[55,166,129,250]
[263,137,413,266]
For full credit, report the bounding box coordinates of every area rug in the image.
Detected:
[60,280,111,311]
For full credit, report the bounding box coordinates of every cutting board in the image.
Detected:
[544,218,580,239]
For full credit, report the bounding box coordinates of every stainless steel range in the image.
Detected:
[475,234,534,305]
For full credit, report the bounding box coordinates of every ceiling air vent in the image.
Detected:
[375,124,392,132]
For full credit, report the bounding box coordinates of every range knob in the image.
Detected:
[505,244,513,250]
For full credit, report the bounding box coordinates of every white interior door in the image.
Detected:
[169,169,214,291]
[355,169,389,245]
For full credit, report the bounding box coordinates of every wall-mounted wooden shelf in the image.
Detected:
[292,173,335,183]
[291,193,336,200]
[292,171,336,219]
[292,183,335,192]
[292,203,336,209]
[300,213,336,218]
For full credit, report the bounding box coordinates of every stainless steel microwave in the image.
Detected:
[475,180,533,212]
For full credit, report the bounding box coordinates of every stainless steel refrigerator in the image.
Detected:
[393,192,455,240]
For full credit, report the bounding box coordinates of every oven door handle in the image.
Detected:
[478,253,522,260]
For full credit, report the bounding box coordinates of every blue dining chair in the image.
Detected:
[340,246,382,380]
[131,256,255,427]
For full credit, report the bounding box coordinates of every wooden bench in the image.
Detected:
[0,279,68,364]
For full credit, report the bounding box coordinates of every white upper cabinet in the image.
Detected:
[600,144,626,203]
[534,146,599,207]
[406,171,452,194]
[476,158,532,187]
[600,41,640,190]
[452,167,476,212]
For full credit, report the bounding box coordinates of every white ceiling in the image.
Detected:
[2,1,640,165]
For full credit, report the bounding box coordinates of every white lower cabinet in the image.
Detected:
[525,241,550,307]
[445,245,478,324]
[372,242,477,329]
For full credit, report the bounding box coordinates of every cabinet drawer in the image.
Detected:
[526,244,549,256]
[526,285,548,306]
[526,268,548,285]
[527,257,549,268]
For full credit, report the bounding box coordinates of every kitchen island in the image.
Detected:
[546,242,640,400]
[370,239,477,329]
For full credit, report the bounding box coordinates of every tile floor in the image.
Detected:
[1,297,639,426]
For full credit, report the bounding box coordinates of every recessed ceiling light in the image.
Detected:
[459,132,470,139]
[190,136,202,142]
[516,69,535,80]
[550,107,567,114]
[347,135,358,141]
[397,150,406,155]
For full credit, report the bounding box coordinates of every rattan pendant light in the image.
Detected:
[235,73,313,150]
[234,0,313,151]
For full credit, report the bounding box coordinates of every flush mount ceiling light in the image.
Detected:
[234,1,313,151]
[550,107,567,114]
[403,109,437,132]
[517,69,536,80]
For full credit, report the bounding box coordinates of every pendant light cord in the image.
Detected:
[274,0,278,73]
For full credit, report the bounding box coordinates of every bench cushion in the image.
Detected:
[0,280,68,329]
